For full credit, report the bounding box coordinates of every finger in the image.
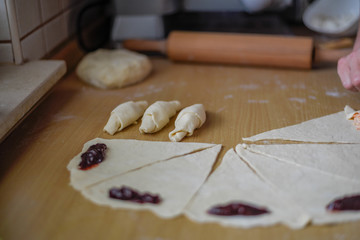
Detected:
[337,56,357,91]
[349,50,360,91]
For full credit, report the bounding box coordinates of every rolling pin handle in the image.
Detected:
[313,48,352,64]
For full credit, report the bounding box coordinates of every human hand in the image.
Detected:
[337,48,360,91]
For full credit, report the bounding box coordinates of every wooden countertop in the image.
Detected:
[1,48,360,239]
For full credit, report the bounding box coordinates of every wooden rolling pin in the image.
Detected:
[123,31,352,69]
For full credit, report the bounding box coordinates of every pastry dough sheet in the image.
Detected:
[244,143,360,182]
[184,149,310,229]
[236,145,360,225]
[80,145,222,218]
[68,138,217,190]
[243,110,360,143]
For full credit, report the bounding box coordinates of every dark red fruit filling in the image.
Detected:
[109,186,161,204]
[78,143,107,170]
[326,194,360,211]
[208,202,270,216]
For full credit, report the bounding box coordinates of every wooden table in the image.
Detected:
[1,53,360,239]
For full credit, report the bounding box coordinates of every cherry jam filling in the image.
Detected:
[78,143,107,170]
[109,186,162,204]
[208,202,270,216]
[326,194,360,211]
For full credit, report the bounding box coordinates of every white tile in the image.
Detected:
[40,0,62,22]
[0,43,14,63]
[14,0,42,37]
[43,14,66,53]
[6,0,23,64]
[0,0,11,40]
[21,28,46,61]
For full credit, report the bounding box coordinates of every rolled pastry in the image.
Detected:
[345,105,360,119]
[139,100,181,133]
[344,105,360,130]
[169,104,206,142]
[104,101,148,135]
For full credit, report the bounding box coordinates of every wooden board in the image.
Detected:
[0,56,360,240]
[0,60,66,142]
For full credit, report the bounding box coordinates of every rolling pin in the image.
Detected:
[122,31,352,69]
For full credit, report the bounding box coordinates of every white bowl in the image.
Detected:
[303,0,359,37]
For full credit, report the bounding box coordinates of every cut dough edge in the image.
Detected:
[242,109,360,144]
[242,143,360,183]
[68,138,222,191]
[80,144,222,219]
[184,148,311,229]
[235,144,360,226]
[83,144,222,190]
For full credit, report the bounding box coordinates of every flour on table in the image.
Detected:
[289,97,306,103]
[248,99,269,104]
[224,94,233,99]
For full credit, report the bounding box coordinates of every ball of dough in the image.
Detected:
[76,49,152,89]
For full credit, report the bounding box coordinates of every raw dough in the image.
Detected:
[139,100,181,133]
[185,148,310,229]
[236,145,360,225]
[169,104,206,142]
[344,105,359,119]
[243,143,360,182]
[104,101,148,135]
[243,109,360,143]
[81,145,221,218]
[76,49,152,89]
[67,138,217,190]
[345,105,360,130]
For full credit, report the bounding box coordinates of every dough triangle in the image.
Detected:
[244,143,360,182]
[184,149,310,229]
[68,138,218,190]
[236,145,360,225]
[81,145,222,218]
[243,110,360,143]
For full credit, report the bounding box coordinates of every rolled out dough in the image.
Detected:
[80,145,222,218]
[184,149,310,229]
[243,108,360,143]
[243,143,360,182]
[76,49,152,89]
[236,145,360,225]
[67,138,218,190]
